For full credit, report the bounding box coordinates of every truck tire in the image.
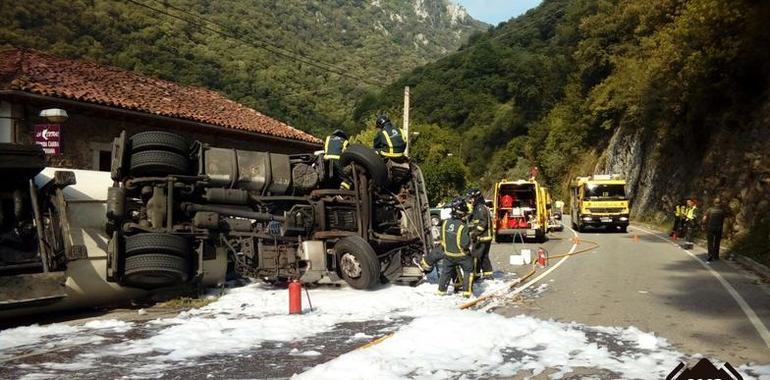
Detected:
[124,253,189,288]
[130,131,189,154]
[335,235,381,290]
[130,150,190,176]
[125,233,191,258]
[339,144,388,188]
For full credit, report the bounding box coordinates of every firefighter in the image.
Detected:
[670,199,685,237]
[436,197,474,297]
[467,188,493,280]
[683,198,699,247]
[702,198,726,262]
[323,129,352,189]
[372,115,406,159]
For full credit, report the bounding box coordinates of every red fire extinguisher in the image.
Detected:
[289,280,302,315]
[536,248,547,267]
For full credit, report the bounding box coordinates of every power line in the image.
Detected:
[123,0,384,87]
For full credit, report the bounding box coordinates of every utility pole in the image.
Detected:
[403,86,410,156]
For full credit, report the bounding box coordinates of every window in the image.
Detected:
[584,184,626,200]
[0,101,12,143]
[99,150,112,171]
[90,143,113,172]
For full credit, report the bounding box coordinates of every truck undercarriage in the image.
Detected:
[106,131,432,290]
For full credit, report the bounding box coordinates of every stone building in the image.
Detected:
[0,49,321,171]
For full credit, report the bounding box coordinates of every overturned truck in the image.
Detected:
[107,131,432,290]
[0,131,431,320]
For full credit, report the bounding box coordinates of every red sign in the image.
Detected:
[34,124,61,155]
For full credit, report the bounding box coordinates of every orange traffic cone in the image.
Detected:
[633,234,640,243]
[672,232,678,241]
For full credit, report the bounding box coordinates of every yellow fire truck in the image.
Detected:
[492,179,548,242]
[570,175,630,232]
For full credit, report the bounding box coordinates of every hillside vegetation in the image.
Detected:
[0,0,485,137]
[357,0,770,261]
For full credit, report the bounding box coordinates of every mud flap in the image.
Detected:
[0,272,67,310]
[381,251,403,283]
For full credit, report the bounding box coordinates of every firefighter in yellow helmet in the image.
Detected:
[323,129,352,189]
[436,197,474,297]
[372,115,406,159]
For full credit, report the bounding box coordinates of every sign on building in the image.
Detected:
[34,124,61,155]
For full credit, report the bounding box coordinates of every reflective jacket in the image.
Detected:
[675,205,683,218]
[441,218,471,257]
[324,135,349,160]
[373,123,405,158]
[685,205,698,221]
[470,202,493,242]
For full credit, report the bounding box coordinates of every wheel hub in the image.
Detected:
[340,253,362,278]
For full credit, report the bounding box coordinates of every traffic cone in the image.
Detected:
[633,234,640,243]
[672,232,678,241]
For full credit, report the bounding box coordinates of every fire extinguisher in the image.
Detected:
[289,280,302,314]
[536,247,548,267]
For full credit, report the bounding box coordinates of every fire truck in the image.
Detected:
[569,174,630,232]
[492,179,548,242]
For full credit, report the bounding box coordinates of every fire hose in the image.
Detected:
[356,236,601,350]
[459,237,600,310]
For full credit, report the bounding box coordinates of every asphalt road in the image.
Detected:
[491,218,770,366]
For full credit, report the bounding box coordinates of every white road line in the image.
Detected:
[633,224,770,349]
[509,225,580,296]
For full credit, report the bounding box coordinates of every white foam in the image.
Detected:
[83,319,133,332]
[294,312,684,379]
[0,324,79,350]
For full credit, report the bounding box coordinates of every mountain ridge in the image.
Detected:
[0,0,487,136]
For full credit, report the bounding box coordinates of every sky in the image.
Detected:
[457,0,543,25]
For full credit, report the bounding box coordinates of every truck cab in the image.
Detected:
[492,179,547,242]
[569,174,630,232]
[0,143,224,321]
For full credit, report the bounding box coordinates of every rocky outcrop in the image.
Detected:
[597,102,770,247]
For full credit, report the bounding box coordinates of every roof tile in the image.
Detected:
[0,49,320,144]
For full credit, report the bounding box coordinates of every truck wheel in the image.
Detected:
[130,150,190,176]
[124,253,189,288]
[125,233,190,257]
[130,131,189,154]
[335,236,381,290]
[620,225,628,233]
[339,144,388,188]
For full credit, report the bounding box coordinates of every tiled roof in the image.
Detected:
[0,49,320,144]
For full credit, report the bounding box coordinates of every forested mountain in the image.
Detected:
[0,0,486,137]
[357,0,770,260]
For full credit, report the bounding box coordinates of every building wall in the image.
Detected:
[5,97,317,171]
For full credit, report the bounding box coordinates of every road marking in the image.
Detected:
[632,224,770,349]
[509,224,580,296]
